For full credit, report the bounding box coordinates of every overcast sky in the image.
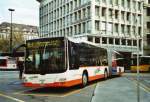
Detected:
[0,0,39,26]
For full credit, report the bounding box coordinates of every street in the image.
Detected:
[0,71,149,102]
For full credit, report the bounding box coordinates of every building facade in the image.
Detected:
[143,0,150,56]
[37,0,143,54]
[0,22,39,40]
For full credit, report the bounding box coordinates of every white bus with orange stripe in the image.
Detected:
[0,56,17,70]
[23,37,123,87]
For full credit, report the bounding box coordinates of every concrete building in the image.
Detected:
[37,0,143,53]
[143,0,150,56]
[37,0,144,70]
[0,22,39,40]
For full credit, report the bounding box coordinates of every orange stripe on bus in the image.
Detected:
[23,74,105,88]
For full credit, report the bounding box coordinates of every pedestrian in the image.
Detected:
[17,58,24,79]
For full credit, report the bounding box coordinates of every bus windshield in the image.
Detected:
[25,38,66,74]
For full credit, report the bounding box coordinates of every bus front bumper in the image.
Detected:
[23,79,82,88]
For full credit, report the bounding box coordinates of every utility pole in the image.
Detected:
[8,8,15,53]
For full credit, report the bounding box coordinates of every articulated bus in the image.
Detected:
[23,37,124,87]
[131,56,150,72]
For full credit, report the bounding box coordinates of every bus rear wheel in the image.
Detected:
[82,72,88,87]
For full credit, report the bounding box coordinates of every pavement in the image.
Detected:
[91,74,150,102]
[0,71,150,102]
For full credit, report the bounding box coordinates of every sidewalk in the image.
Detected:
[91,77,150,102]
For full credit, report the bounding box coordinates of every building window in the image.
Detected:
[132,14,136,23]
[96,0,100,3]
[78,24,81,34]
[138,2,141,11]
[127,40,132,46]
[127,12,130,21]
[133,1,136,11]
[115,10,119,19]
[115,39,120,45]
[95,6,100,16]
[87,6,91,17]
[88,37,93,42]
[83,22,86,33]
[70,1,73,11]
[147,7,150,16]
[109,38,113,44]
[122,39,126,45]
[74,0,77,8]
[133,27,136,35]
[87,21,91,33]
[148,0,150,4]
[102,0,106,4]
[114,0,118,5]
[108,0,113,5]
[138,27,141,36]
[108,9,113,19]
[95,21,100,31]
[133,40,137,46]
[127,0,130,8]
[121,11,125,21]
[114,24,118,33]
[121,25,125,34]
[102,37,107,44]
[70,27,73,36]
[127,26,130,35]
[95,37,100,43]
[78,10,81,20]
[107,23,113,33]
[75,12,77,21]
[121,0,125,7]
[79,0,81,6]
[147,34,150,44]
[67,4,69,13]
[147,22,150,28]
[102,7,106,17]
[74,25,77,34]
[82,8,86,18]
[101,22,106,33]
[70,14,73,23]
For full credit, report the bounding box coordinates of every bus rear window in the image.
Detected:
[0,59,7,66]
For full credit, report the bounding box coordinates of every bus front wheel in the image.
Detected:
[82,72,88,87]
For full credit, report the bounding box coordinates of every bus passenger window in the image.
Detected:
[69,43,79,70]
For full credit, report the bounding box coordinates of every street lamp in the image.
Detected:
[8,8,15,53]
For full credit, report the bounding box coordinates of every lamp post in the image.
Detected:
[8,8,15,53]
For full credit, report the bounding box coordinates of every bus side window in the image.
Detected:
[69,43,79,70]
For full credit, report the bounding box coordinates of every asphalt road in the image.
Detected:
[0,71,149,102]
[0,71,96,102]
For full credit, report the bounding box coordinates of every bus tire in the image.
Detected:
[104,69,108,80]
[82,72,88,87]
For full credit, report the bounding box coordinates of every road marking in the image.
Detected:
[0,93,25,102]
[125,78,150,93]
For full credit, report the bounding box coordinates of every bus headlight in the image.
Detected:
[59,78,67,82]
